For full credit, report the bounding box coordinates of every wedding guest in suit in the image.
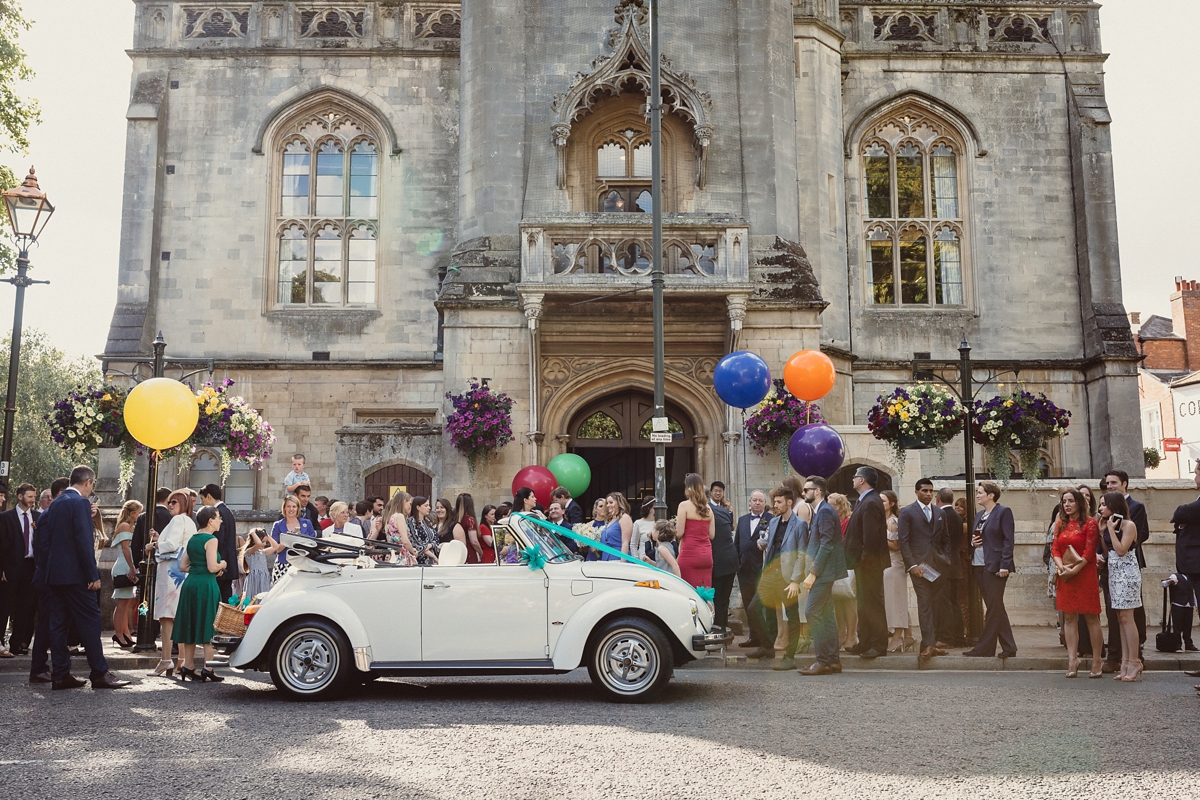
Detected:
[844,467,889,659]
[551,487,584,526]
[881,490,913,653]
[797,476,847,675]
[1171,462,1200,682]
[708,494,739,634]
[132,487,171,579]
[37,466,128,689]
[38,489,50,512]
[710,481,731,512]
[964,481,1017,659]
[1099,470,1148,672]
[198,484,239,601]
[0,483,39,656]
[734,490,771,648]
[934,488,967,647]
[1100,492,1144,682]
[1051,488,1103,677]
[899,478,951,660]
[291,483,321,529]
[746,485,807,669]
[27,478,68,683]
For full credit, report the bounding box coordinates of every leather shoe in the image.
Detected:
[1183,670,1200,677]
[830,662,843,673]
[919,646,937,659]
[844,644,864,655]
[746,647,775,660]
[736,639,762,649]
[91,672,130,689]
[11,646,28,656]
[930,647,948,656]
[772,656,797,671]
[52,675,86,690]
[998,651,1017,659]
[1102,661,1120,674]
[962,650,991,657]
[29,669,51,684]
[858,648,883,659]
[797,662,834,675]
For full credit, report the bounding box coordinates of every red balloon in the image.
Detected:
[783,350,836,402]
[512,465,557,508]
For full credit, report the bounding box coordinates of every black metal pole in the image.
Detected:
[960,338,983,641]
[650,0,666,521]
[0,250,30,491]
[134,333,167,652]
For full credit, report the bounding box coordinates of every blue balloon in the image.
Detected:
[713,351,772,409]
[788,423,846,479]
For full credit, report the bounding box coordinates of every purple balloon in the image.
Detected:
[787,423,846,479]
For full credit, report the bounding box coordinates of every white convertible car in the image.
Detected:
[219,514,729,702]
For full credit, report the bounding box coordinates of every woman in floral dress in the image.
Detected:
[408,496,440,565]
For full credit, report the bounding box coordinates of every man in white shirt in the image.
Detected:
[734,490,772,648]
[0,483,40,656]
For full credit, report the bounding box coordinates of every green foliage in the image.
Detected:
[1144,447,1162,470]
[0,329,100,491]
[0,1,39,275]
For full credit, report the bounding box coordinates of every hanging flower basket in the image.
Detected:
[445,379,515,479]
[867,384,964,474]
[743,379,823,478]
[971,390,1069,488]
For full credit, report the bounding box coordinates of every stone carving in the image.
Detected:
[184,7,249,38]
[756,237,824,305]
[540,355,719,405]
[987,14,1051,43]
[872,13,938,42]
[147,7,168,43]
[414,7,461,39]
[551,0,713,190]
[378,5,400,39]
[263,6,284,38]
[355,410,438,425]
[300,8,365,38]
[551,237,717,277]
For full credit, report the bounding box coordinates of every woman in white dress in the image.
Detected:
[881,490,914,652]
[148,490,197,677]
[630,496,656,559]
[1100,491,1144,682]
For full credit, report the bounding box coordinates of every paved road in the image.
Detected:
[0,667,1195,799]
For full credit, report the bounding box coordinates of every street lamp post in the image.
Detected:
[649,0,666,520]
[0,168,54,490]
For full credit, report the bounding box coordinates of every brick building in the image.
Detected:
[101,0,1142,510]
[1137,279,1200,479]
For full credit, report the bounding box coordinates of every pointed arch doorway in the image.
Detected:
[568,390,695,519]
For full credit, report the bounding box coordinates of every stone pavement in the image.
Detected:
[1,626,1198,675]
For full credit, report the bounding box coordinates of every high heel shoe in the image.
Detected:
[148,659,175,677]
[1120,661,1144,682]
[178,666,200,682]
[887,641,903,654]
[1088,660,1103,678]
[1065,656,1079,678]
[903,638,917,653]
[200,668,224,683]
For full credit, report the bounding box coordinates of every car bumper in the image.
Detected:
[692,630,734,651]
[211,634,243,656]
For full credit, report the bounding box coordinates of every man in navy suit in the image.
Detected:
[797,476,847,675]
[36,466,128,690]
[1100,469,1148,671]
[899,478,951,660]
[0,482,39,657]
[199,484,240,601]
[734,490,771,647]
[844,466,889,658]
[963,480,1017,658]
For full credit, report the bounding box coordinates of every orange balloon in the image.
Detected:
[783,350,836,402]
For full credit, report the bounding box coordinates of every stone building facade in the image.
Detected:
[103,0,1141,513]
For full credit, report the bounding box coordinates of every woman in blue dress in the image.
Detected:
[599,492,633,561]
[270,495,317,583]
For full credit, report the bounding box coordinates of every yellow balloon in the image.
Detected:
[124,378,199,451]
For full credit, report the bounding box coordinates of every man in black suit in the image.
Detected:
[36,466,128,689]
[27,477,68,682]
[132,488,172,569]
[708,496,738,634]
[551,487,584,525]
[735,490,771,648]
[1170,461,1200,679]
[898,478,951,660]
[934,488,967,646]
[199,484,240,601]
[843,466,889,658]
[0,482,38,656]
[1099,469,1148,671]
[964,480,1017,658]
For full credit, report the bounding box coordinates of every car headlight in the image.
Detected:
[689,599,698,618]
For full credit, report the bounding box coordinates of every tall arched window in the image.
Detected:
[272,105,380,307]
[859,106,967,307]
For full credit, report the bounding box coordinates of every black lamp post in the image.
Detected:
[0,168,54,490]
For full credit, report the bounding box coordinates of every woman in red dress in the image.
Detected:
[455,493,482,563]
[1050,488,1104,677]
[675,473,715,589]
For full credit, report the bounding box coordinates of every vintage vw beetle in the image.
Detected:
[219,514,729,701]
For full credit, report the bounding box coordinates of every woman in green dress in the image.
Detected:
[174,506,228,682]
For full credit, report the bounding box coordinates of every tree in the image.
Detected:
[0,328,100,491]
[0,1,40,274]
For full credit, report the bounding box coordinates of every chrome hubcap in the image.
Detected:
[599,631,657,693]
[282,631,337,691]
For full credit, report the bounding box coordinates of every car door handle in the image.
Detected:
[423,582,449,589]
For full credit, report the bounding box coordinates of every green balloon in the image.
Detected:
[547,453,591,498]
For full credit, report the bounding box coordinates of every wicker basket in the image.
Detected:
[213,602,247,637]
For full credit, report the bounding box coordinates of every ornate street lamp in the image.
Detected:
[0,168,53,487]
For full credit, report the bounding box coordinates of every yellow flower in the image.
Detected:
[101,393,111,402]
[899,412,909,420]
[1003,400,1014,408]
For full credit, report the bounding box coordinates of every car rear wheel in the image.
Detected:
[586,616,673,703]
[268,619,354,701]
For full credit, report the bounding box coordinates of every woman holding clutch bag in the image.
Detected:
[1099,492,1144,682]
[1051,488,1104,678]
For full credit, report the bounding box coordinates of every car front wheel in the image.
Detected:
[586,616,673,703]
[268,619,354,701]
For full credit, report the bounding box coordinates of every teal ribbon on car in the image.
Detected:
[512,512,716,603]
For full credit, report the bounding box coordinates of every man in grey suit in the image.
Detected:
[898,478,951,660]
[746,485,807,670]
[798,476,847,675]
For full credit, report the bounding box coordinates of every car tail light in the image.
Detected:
[634,580,661,589]
[243,603,261,628]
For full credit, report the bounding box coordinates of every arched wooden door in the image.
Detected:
[364,463,433,503]
[568,391,694,519]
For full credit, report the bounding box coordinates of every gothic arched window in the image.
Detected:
[272,105,380,307]
[859,107,967,307]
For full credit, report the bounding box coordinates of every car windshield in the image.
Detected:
[509,515,579,563]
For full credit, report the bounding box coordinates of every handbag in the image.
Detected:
[1156,585,1183,653]
[832,569,855,599]
[1061,544,1083,567]
[112,573,137,589]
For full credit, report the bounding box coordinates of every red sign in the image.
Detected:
[1163,438,1183,452]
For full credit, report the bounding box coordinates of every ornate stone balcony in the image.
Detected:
[518,214,750,289]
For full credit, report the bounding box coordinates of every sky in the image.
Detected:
[0,0,1194,359]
